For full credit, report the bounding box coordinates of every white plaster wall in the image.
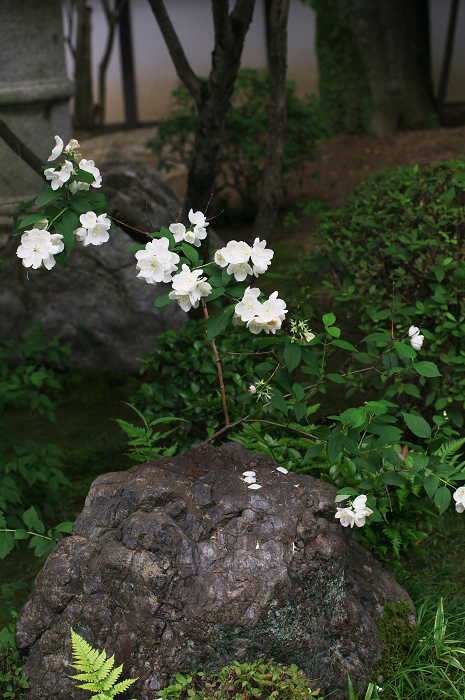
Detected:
[63,0,465,126]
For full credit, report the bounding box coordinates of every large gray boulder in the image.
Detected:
[15,443,414,700]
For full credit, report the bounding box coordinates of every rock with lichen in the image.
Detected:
[15,442,414,699]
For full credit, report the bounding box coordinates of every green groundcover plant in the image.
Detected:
[146,68,330,220]
[4,134,465,699]
[284,158,465,429]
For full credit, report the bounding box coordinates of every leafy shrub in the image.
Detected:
[159,658,320,700]
[284,158,465,427]
[0,326,70,526]
[146,68,330,220]
[131,319,271,452]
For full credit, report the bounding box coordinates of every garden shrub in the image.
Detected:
[0,326,70,527]
[131,319,275,452]
[284,158,465,427]
[146,68,330,220]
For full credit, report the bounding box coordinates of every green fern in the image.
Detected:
[435,437,465,468]
[69,628,137,699]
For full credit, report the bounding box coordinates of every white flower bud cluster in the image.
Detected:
[169,210,208,247]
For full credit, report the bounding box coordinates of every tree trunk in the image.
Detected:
[252,0,289,242]
[73,0,94,130]
[313,0,438,136]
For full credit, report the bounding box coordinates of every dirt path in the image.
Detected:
[80,124,465,248]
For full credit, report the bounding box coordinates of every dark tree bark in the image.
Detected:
[146,0,257,255]
[312,0,438,136]
[252,0,289,241]
[73,0,94,130]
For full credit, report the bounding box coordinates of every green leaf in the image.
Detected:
[402,412,431,438]
[304,443,324,460]
[423,474,438,498]
[37,188,62,207]
[0,531,14,559]
[205,287,225,302]
[14,529,29,540]
[381,472,407,485]
[207,305,235,341]
[74,167,95,184]
[54,221,75,252]
[125,244,146,253]
[414,361,442,377]
[331,339,356,351]
[293,401,307,422]
[270,387,288,416]
[327,431,344,463]
[291,383,305,402]
[394,341,417,359]
[362,333,392,344]
[300,348,320,375]
[284,342,301,373]
[62,211,80,230]
[22,506,45,534]
[181,242,199,263]
[322,312,336,326]
[154,290,172,307]
[326,373,346,383]
[326,325,341,338]
[18,213,47,229]
[434,486,451,514]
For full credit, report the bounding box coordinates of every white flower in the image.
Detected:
[135,238,179,284]
[248,483,262,490]
[259,291,287,323]
[70,158,102,192]
[169,223,186,242]
[276,467,288,474]
[453,486,465,513]
[74,211,111,247]
[352,494,368,511]
[235,287,262,322]
[169,264,212,311]
[335,507,356,528]
[214,249,227,268]
[35,218,48,230]
[47,135,63,161]
[64,138,80,153]
[250,238,273,276]
[243,476,256,484]
[16,229,63,270]
[188,209,209,230]
[44,167,65,190]
[409,325,424,351]
[352,507,373,527]
[242,471,256,477]
[248,385,257,395]
[247,316,270,335]
[304,331,316,343]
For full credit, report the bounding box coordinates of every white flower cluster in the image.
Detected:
[234,286,287,334]
[44,135,102,192]
[335,494,373,528]
[135,238,180,284]
[168,264,212,311]
[453,486,465,513]
[74,212,111,247]
[16,227,64,270]
[169,209,208,247]
[409,325,424,350]
[214,238,273,281]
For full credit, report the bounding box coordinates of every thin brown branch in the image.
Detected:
[201,299,230,426]
[146,0,201,104]
[109,215,151,235]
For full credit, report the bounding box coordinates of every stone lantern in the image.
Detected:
[0,0,74,199]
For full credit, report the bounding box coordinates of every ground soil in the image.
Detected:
[80,122,465,249]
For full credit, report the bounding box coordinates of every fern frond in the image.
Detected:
[436,437,465,465]
[69,629,137,699]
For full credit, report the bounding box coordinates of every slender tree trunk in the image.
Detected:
[147,0,256,254]
[73,0,94,130]
[252,0,289,241]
